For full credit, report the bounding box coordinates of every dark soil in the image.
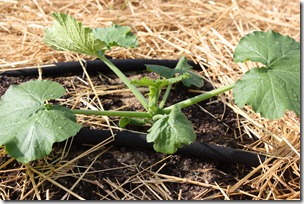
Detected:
[0,70,256,200]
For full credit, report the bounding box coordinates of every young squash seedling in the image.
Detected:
[0,13,300,164]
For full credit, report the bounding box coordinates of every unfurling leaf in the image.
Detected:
[131,73,190,88]
[119,117,146,128]
[0,80,82,164]
[131,74,190,114]
[147,105,196,154]
[233,30,300,119]
[146,56,204,88]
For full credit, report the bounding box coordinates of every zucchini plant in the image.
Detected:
[0,13,300,164]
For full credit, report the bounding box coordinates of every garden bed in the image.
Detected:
[0,0,300,200]
[0,61,262,199]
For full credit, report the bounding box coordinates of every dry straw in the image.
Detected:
[0,0,300,200]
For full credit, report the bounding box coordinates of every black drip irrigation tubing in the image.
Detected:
[73,128,265,167]
[1,58,193,77]
[1,58,266,167]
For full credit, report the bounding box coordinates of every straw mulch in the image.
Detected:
[0,0,300,200]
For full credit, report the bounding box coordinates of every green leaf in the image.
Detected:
[43,13,138,56]
[0,80,82,164]
[43,12,106,56]
[131,74,189,88]
[93,24,138,49]
[146,56,204,88]
[118,117,146,128]
[233,30,300,65]
[175,56,193,70]
[233,30,300,119]
[119,117,131,128]
[131,74,190,115]
[147,105,196,154]
[131,76,165,87]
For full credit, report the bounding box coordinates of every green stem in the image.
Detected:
[98,54,148,110]
[148,86,160,114]
[163,83,235,113]
[159,84,172,109]
[72,109,151,118]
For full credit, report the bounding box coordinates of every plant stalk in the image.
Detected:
[98,54,148,110]
[148,86,160,114]
[163,83,235,113]
[72,109,151,118]
[159,84,172,109]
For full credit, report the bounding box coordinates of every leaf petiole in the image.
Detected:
[94,79,233,119]
[72,109,151,118]
[98,54,149,111]
[163,83,235,113]
[159,84,172,109]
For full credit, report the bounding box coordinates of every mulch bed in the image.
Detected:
[0,0,300,200]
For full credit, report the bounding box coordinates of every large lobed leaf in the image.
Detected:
[233,30,300,119]
[43,13,138,56]
[0,80,82,164]
[43,13,105,56]
[147,105,196,154]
